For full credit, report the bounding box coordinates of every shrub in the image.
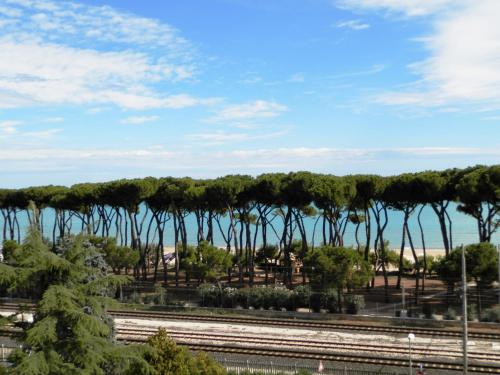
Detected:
[272,287,292,310]
[153,285,167,305]
[310,292,323,312]
[259,287,275,309]
[129,290,143,304]
[189,352,226,375]
[293,285,311,309]
[468,304,478,321]
[197,283,220,307]
[344,295,365,314]
[144,328,226,375]
[222,287,238,308]
[235,288,250,308]
[480,306,500,323]
[322,288,339,313]
[422,302,433,319]
[247,286,263,309]
[237,286,294,310]
[443,308,457,320]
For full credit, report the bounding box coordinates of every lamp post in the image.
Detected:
[408,333,415,375]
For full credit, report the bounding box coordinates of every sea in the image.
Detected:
[1,202,498,251]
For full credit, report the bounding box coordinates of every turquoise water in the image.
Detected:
[2,202,498,250]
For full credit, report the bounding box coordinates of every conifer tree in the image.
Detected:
[2,230,151,375]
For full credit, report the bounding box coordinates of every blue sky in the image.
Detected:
[0,0,499,187]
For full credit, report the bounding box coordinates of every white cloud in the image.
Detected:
[336,19,370,30]
[208,100,288,123]
[288,73,305,82]
[21,128,62,139]
[0,119,61,139]
[2,0,192,53]
[0,120,22,134]
[86,107,107,114]
[338,0,458,17]
[120,115,159,125]
[42,117,64,123]
[0,4,22,17]
[0,0,219,110]
[373,1,500,109]
[187,130,288,145]
[239,76,263,85]
[482,115,500,121]
[1,146,497,166]
[1,144,498,186]
[327,64,385,79]
[0,120,22,127]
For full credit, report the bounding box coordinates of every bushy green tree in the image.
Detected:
[181,241,232,283]
[195,241,232,282]
[304,246,372,310]
[144,328,225,375]
[1,239,20,263]
[436,243,498,312]
[2,230,150,375]
[90,237,139,274]
[456,166,499,242]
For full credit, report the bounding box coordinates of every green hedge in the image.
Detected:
[197,284,364,314]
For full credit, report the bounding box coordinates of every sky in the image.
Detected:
[0,0,499,188]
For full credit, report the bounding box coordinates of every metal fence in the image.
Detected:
[218,358,406,375]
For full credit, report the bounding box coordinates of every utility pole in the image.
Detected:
[402,282,405,309]
[461,244,468,375]
[497,244,500,306]
[401,282,407,318]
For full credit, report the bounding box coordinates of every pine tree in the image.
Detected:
[3,230,151,375]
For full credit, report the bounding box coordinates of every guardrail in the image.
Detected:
[218,357,407,375]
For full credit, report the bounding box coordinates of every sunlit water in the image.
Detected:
[2,203,498,251]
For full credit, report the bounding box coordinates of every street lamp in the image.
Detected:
[408,333,415,375]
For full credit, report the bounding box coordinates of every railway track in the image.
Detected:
[2,321,499,373]
[3,301,500,340]
[119,335,500,374]
[116,325,500,362]
[109,309,500,341]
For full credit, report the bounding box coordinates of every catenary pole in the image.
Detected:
[497,244,500,305]
[462,244,468,375]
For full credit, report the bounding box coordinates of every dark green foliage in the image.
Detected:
[304,246,373,300]
[443,308,457,320]
[196,283,365,314]
[93,238,139,274]
[468,304,478,321]
[422,302,433,319]
[255,244,278,266]
[322,288,340,313]
[144,328,226,375]
[195,242,232,282]
[5,230,149,375]
[181,242,232,283]
[1,239,20,263]
[344,295,365,314]
[293,285,312,308]
[5,230,73,299]
[309,291,323,312]
[197,283,221,307]
[480,306,500,323]
[436,243,498,287]
[456,166,499,242]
